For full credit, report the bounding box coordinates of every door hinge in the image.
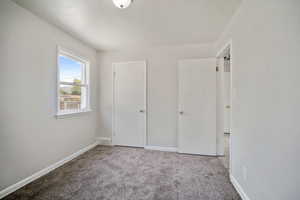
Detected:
[216,66,219,72]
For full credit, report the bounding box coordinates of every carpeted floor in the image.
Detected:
[4,146,241,200]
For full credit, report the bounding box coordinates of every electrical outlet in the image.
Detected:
[242,166,247,181]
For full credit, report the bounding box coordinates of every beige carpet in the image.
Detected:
[4,146,241,200]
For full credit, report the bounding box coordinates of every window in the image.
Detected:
[57,47,90,116]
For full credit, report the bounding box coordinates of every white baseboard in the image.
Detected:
[145,146,178,152]
[230,174,250,200]
[96,137,112,146]
[0,142,98,199]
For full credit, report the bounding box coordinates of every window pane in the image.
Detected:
[59,84,87,112]
[59,55,84,84]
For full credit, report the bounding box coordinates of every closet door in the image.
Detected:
[113,61,147,147]
[178,59,216,155]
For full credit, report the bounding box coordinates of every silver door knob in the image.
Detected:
[179,111,184,115]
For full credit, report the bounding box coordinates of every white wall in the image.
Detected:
[215,0,300,199]
[97,44,214,147]
[0,0,98,190]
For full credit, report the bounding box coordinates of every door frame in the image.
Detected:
[112,60,148,147]
[216,39,233,173]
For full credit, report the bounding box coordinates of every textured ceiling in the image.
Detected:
[12,0,241,51]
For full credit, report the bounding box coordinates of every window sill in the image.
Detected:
[55,109,92,119]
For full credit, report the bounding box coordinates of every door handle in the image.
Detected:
[179,111,184,115]
[139,110,145,113]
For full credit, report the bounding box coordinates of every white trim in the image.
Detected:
[0,142,98,199]
[55,109,92,119]
[57,46,89,63]
[145,146,178,152]
[145,60,149,146]
[230,174,251,200]
[112,60,148,147]
[96,137,112,146]
[216,39,232,58]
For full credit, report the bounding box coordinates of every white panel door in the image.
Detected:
[113,61,146,147]
[178,59,216,155]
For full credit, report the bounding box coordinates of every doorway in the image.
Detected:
[216,42,232,170]
[112,61,147,147]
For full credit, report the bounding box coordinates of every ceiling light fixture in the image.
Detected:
[112,0,133,9]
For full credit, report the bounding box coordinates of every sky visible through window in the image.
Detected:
[59,55,82,83]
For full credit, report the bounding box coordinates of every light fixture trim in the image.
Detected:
[112,0,133,9]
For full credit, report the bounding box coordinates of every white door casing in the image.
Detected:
[112,61,147,147]
[178,58,217,155]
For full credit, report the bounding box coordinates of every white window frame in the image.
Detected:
[56,46,91,117]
